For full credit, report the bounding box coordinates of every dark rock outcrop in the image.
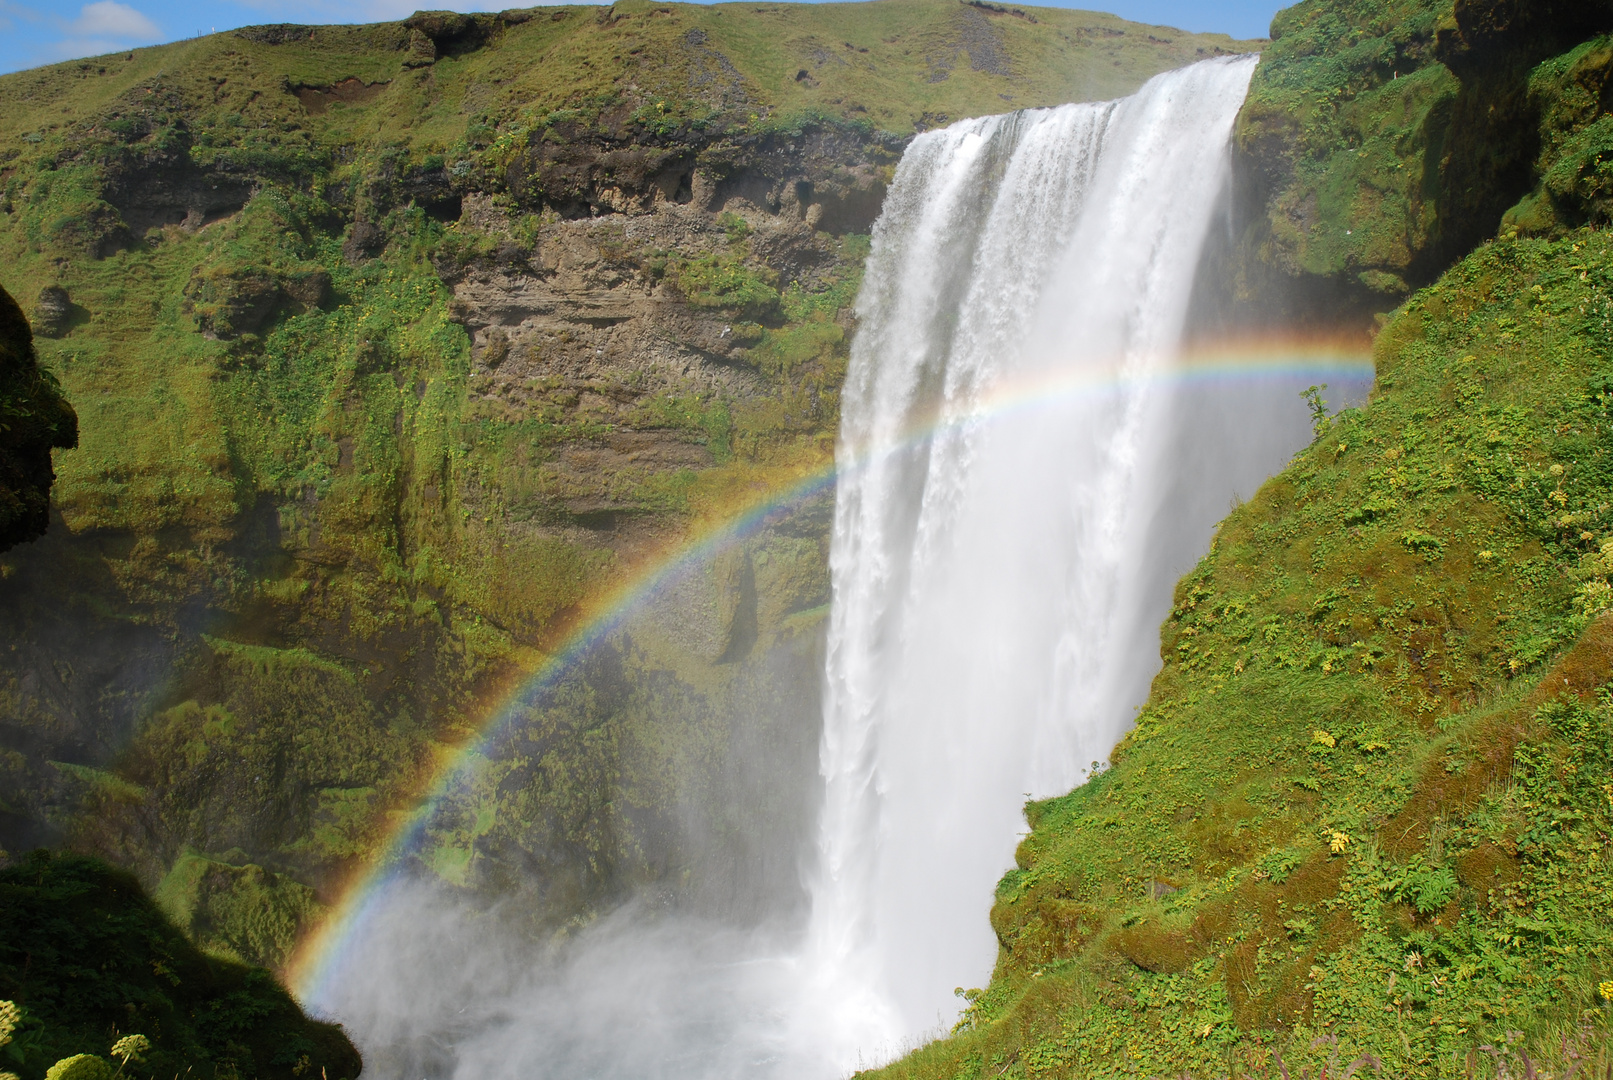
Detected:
[1429,0,1613,261]
[0,285,76,552]
[32,286,71,338]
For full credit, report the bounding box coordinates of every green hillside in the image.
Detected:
[876,0,1613,1074]
[0,1,1249,154]
[0,0,1250,976]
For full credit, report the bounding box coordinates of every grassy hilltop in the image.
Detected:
[0,0,1250,151]
[0,0,1250,978]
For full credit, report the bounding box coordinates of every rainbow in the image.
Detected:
[287,336,1376,1002]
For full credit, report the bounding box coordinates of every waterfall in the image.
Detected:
[310,54,1352,1080]
[799,54,1262,1063]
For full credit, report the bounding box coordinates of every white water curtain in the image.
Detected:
[804,55,1262,1061]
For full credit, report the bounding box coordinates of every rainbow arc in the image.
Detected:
[289,336,1376,1000]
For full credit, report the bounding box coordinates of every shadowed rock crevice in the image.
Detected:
[0,285,75,552]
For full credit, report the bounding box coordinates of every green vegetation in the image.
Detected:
[1230,0,1613,318]
[0,0,1252,172]
[872,0,1613,1069]
[2,1006,152,1080]
[0,0,1242,974]
[0,852,358,1080]
[876,221,1613,1080]
[1234,0,1454,305]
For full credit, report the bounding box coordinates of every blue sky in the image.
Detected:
[0,0,1283,76]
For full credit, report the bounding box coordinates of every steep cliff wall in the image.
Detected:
[1221,0,1613,328]
[0,1,1253,971]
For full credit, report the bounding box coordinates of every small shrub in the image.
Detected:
[43,1056,111,1080]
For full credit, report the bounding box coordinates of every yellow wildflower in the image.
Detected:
[110,1034,149,1069]
[1329,830,1350,854]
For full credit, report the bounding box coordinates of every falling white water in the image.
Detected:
[798,54,1264,1065]
[310,54,1367,1080]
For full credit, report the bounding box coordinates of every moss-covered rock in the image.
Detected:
[0,851,359,1080]
[1228,0,1456,321]
[1226,0,1613,324]
[0,285,75,552]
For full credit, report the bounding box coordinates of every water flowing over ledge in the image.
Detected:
[801,53,1263,1067]
[308,55,1369,1080]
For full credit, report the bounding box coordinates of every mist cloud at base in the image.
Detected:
[309,878,875,1080]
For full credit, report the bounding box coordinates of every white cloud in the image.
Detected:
[36,1,162,64]
[67,1,160,42]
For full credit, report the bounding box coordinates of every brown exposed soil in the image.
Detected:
[293,77,389,115]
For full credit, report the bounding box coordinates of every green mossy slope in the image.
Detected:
[0,851,359,1080]
[876,224,1613,1080]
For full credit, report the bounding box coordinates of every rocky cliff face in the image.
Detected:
[0,0,1247,970]
[0,95,886,967]
[429,121,891,540]
[1218,0,1613,329]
